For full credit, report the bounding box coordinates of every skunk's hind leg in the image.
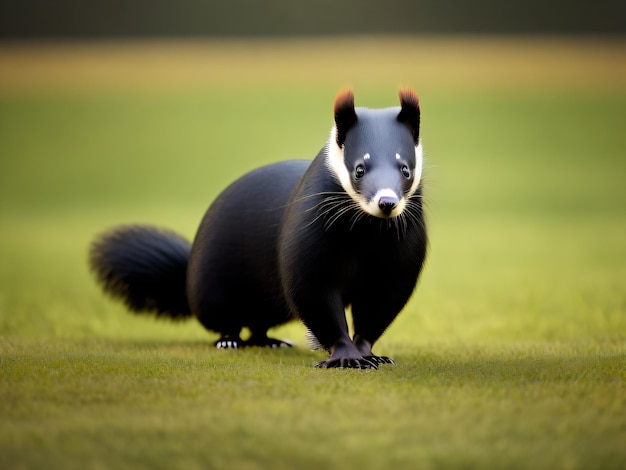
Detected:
[245,331,293,348]
[214,331,292,349]
[215,333,244,349]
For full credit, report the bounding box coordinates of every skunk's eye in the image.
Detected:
[355,164,366,179]
[401,165,411,179]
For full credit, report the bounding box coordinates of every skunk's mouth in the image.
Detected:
[359,189,405,219]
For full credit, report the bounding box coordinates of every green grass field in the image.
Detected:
[1,37,625,469]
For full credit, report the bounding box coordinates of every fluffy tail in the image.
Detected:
[89,225,193,319]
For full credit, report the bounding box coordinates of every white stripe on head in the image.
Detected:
[325,126,360,200]
[408,140,423,196]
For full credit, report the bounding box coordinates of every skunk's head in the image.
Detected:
[326,89,422,218]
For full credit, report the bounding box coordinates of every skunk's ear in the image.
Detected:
[334,89,358,147]
[397,88,420,144]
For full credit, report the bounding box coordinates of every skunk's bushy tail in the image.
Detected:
[89,225,192,319]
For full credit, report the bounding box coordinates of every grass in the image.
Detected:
[0,37,625,469]
[2,342,622,469]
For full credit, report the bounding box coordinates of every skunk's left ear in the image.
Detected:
[397,89,420,144]
[334,89,358,147]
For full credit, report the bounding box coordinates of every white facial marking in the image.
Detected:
[409,140,423,196]
[396,153,401,160]
[374,188,400,209]
[376,188,399,200]
[365,188,403,218]
[325,127,425,219]
[325,126,360,201]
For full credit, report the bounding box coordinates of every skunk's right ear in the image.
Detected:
[334,90,358,147]
[397,88,420,144]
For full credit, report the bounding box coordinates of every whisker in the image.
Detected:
[292,188,426,237]
[303,202,348,230]
[403,202,425,232]
[292,191,347,206]
[348,206,367,231]
[305,196,347,213]
[324,202,356,231]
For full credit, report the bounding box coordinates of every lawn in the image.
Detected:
[0,37,625,469]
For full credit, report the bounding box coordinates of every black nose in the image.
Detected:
[378,196,398,215]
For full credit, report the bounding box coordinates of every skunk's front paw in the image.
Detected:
[314,356,378,369]
[364,355,396,365]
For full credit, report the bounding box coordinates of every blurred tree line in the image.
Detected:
[1,0,624,38]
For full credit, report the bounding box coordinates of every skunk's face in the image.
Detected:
[326,89,422,219]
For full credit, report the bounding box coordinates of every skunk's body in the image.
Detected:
[90,89,427,369]
[187,161,307,347]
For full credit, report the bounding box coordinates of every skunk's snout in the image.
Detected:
[378,195,399,216]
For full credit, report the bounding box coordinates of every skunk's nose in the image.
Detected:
[378,196,398,216]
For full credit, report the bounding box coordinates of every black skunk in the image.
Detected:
[90,89,427,369]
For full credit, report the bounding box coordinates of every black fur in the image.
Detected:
[89,226,192,319]
[334,90,358,146]
[186,161,308,349]
[397,88,421,143]
[89,89,427,368]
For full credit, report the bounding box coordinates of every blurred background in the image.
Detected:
[0,1,624,343]
[1,0,625,37]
